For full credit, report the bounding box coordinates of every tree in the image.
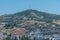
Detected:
[3,38,6,40]
[21,36,31,40]
[6,36,11,40]
[14,36,17,40]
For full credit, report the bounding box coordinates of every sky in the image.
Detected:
[0,0,60,15]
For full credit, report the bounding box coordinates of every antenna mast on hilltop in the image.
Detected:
[28,0,31,9]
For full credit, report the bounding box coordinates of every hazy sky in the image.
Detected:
[0,0,60,15]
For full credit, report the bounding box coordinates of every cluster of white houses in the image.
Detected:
[0,29,60,40]
[0,19,60,40]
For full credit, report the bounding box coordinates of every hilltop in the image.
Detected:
[0,9,60,23]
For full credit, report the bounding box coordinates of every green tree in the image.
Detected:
[14,36,17,40]
[3,38,6,40]
[21,36,31,40]
[6,36,11,40]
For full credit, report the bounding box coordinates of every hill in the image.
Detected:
[0,9,60,23]
[0,9,60,34]
[0,9,60,30]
